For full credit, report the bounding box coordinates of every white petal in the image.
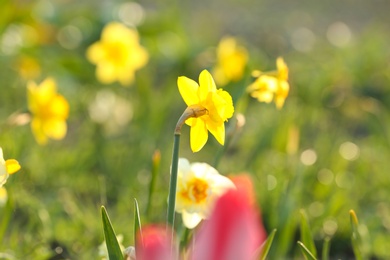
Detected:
[182,210,203,229]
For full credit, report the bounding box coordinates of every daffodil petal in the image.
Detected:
[0,187,7,206]
[43,119,67,140]
[190,119,208,152]
[96,63,117,84]
[5,159,21,175]
[31,118,48,145]
[178,76,199,106]
[198,70,216,101]
[182,211,203,229]
[206,119,225,145]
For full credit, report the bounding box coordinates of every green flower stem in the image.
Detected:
[167,133,181,228]
[167,106,208,229]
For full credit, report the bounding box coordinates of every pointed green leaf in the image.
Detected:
[349,210,363,260]
[297,241,317,260]
[101,206,123,260]
[259,229,277,260]
[322,237,331,260]
[300,210,317,258]
[146,150,160,216]
[134,198,143,253]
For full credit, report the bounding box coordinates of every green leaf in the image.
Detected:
[134,198,143,253]
[321,237,331,260]
[299,209,317,258]
[0,191,13,245]
[297,241,317,260]
[259,228,277,260]
[101,206,123,260]
[349,209,363,260]
[146,150,160,216]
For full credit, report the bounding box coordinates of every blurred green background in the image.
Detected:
[1,0,390,258]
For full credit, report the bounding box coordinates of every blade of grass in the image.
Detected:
[0,190,13,245]
[258,228,277,260]
[146,150,160,216]
[349,209,363,260]
[322,237,331,260]
[299,209,317,258]
[297,241,317,260]
[101,206,123,260]
[134,198,143,255]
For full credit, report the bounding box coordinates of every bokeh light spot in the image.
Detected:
[300,149,317,165]
[339,141,360,161]
[327,22,352,47]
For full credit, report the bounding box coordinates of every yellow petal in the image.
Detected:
[43,119,67,140]
[198,70,216,101]
[5,159,21,175]
[96,63,117,84]
[27,78,57,113]
[206,119,225,145]
[277,57,288,81]
[178,76,199,106]
[190,119,208,152]
[31,118,48,145]
[214,89,234,121]
[49,95,69,118]
[0,187,7,206]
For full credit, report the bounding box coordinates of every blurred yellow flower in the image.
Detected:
[175,158,235,229]
[178,70,234,152]
[0,147,21,188]
[27,78,69,145]
[213,37,248,86]
[86,22,148,86]
[247,57,290,109]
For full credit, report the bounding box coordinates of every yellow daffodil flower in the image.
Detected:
[213,37,248,86]
[86,22,149,86]
[247,57,290,109]
[0,148,21,188]
[175,158,235,229]
[27,78,69,145]
[177,70,234,152]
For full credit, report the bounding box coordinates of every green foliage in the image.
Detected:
[259,229,277,260]
[0,0,390,259]
[101,206,123,260]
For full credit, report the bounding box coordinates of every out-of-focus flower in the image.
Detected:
[27,78,69,145]
[175,158,235,229]
[247,57,289,109]
[136,225,175,260]
[98,234,126,260]
[177,70,234,152]
[0,147,21,188]
[86,22,148,86]
[15,56,41,80]
[213,36,248,86]
[88,89,133,135]
[229,174,256,206]
[191,184,267,260]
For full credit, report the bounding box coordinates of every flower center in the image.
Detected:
[183,178,209,204]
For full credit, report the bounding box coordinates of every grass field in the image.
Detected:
[1,0,390,259]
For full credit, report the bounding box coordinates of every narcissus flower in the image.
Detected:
[213,36,248,86]
[178,70,234,152]
[247,57,290,109]
[175,158,235,229]
[27,78,69,145]
[0,148,21,188]
[86,22,148,86]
